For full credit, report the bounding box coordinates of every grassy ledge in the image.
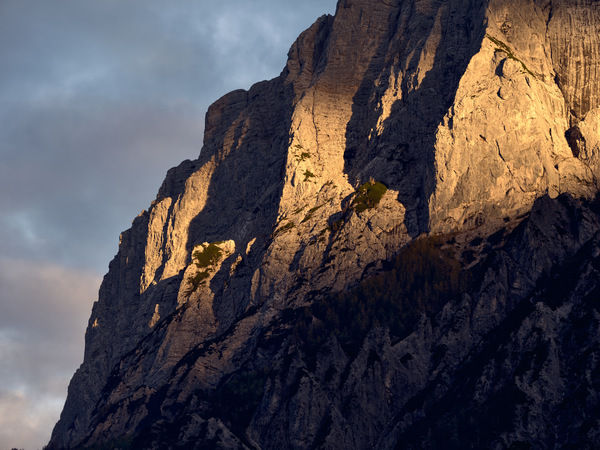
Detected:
[352,180,387,213]
[486,34,535,78]
[187,242,225,292]
[303,170,316,182]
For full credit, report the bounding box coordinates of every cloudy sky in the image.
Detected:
[0,1,337,448]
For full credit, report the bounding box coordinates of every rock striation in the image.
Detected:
[50,0,600,448]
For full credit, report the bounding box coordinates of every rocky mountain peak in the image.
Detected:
[49,0,600,448]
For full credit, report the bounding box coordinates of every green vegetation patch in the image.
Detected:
[303,169,316,182]
[293,143,312,162]
[189,271,210,291]
[352,180,387,213]
[277,221,296,233]
[187,242,225,292]
[193,242,224,268]
[486,34,535,78]
[486,34,512,54]
[302,204,324,223]
[295,151,311,162]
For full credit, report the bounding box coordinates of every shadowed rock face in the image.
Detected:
[50,0,600,449]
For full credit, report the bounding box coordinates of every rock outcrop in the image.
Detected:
[50,0,600,448]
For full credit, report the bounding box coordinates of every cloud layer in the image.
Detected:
[0,1,337,448]
[0,260,101,449]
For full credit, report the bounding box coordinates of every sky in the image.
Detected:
[0,1,337,448]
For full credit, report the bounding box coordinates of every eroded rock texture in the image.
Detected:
[50,0,600,448]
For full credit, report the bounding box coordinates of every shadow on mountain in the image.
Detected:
[343,0,489,236]
[180,78,293,330]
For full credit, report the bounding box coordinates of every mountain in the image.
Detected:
[49,0,600,448]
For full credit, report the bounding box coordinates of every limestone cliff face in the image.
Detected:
[50,0,600,448]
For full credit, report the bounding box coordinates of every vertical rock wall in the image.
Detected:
[50,0,600,448]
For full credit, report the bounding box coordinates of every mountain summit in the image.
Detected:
[50,0,600,448]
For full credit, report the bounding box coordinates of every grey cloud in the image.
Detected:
[0,0,337,108]
[0,99,206,269]
[0,388,61,450]
[0,260,100,342]
[0,260,100,449]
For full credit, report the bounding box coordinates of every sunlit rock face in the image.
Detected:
[50,0,600,448]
